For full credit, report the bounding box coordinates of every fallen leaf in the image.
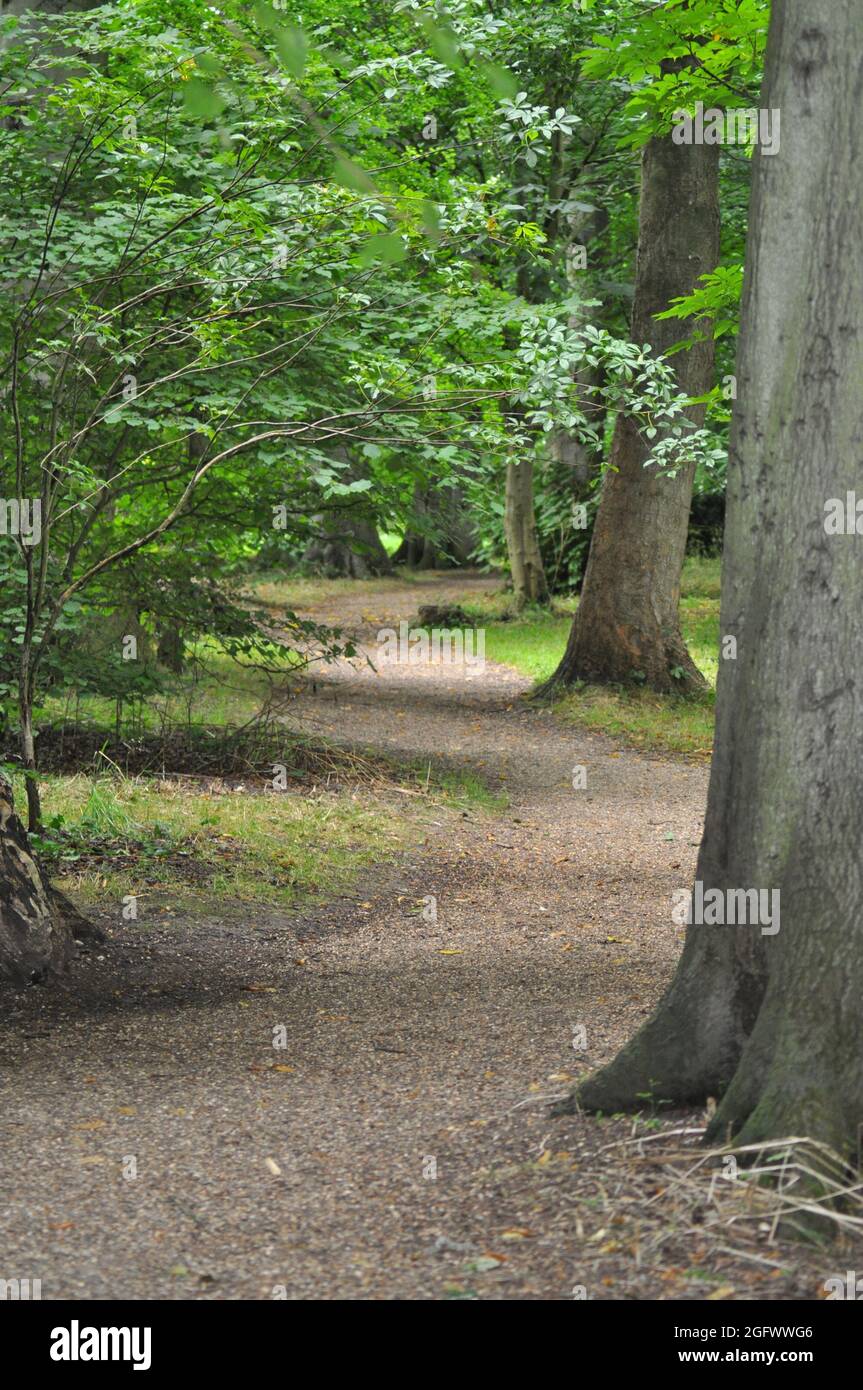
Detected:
[466,1256,503,1273]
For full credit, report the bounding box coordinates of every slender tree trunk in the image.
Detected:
[552,220,608,503]
[504,456,549,608]
[541,119,720,693]
[18,665,41,831]
[156,624,185,674]
[573,0,863,1159]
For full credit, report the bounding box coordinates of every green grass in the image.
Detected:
[43,649,281,734]
[22,767,487,910]
[482,614,574,682]
[252,569,417,612]
[28,610,506,908]
[482,556,720,758]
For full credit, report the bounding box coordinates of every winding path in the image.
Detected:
[2,574,821,1299]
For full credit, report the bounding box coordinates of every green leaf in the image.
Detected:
[183,78,224,119]
[420,199,442,241]
[194,53,224,77]
[419,16,463,71]
[478,61,518,100]
[253,1,279,32]
[332,157,376,193]
[274,26,308,78]
[357,233,407,266]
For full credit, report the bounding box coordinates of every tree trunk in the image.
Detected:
[303,448,392,578]
[504,456,549,608]
[541,117,720,693]
[303,515,393,578]
[156,623,185,674]
[0,772,68,981]
[392,486,476,570]
[573,0,863,1159]
[18,685,41,832]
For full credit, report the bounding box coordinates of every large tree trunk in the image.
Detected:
[504,456,549,608]
[0,773,103,982]
[573,0,863,1159]
[541,114,720,693]
[1,773,68,981]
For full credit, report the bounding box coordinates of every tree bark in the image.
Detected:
[541,116,720,693]
[0,772,68,981]
[504,456,549,608]
[573,0,863,1159]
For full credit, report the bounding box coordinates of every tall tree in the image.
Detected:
[541,77,720,693]
[571,0,863,1158]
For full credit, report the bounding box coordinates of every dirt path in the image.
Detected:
[0,575,838,1300]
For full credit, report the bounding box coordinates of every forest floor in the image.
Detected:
[0,571,857,1300]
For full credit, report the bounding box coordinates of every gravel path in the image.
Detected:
[0,575,839,1299]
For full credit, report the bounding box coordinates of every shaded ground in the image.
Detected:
[0,572,854,1299]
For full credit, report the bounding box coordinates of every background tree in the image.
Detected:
[573,0,863,1160]
[539,0,769,691]
[545,108,719,691]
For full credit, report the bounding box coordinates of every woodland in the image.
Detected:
[1,0,862,1312]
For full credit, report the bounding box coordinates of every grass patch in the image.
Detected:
[25,773,428,908]
[482,556,720,758]
[19,750,501,909]
[251,569,418,613]
[552,685,715,758]
[43,649,282,735]
[483,614,574,682]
